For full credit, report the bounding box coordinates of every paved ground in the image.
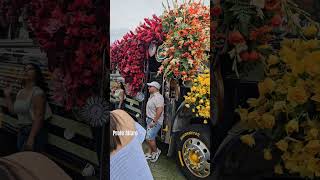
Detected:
[142,142,187,180]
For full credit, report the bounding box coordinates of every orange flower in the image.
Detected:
[178,29,188,37]
[228,31,245,45]
[189,7,198,15]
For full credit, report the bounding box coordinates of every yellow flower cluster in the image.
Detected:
[237,39,320,178]
[184,70,210,119]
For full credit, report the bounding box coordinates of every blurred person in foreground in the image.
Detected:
[0,151,71,180]
[110,109,153,180]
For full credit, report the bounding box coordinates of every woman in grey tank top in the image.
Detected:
[3,63,52,152]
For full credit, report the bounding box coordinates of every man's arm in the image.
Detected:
[153,107,164,123]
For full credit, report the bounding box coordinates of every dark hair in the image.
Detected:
[110,112,121,153]
[120,82,126,95]
[23,63,48,94]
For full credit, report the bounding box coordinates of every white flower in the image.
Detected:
[175,17,183,24]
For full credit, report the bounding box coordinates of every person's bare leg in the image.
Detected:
[149,140,157,152]
[146,140,157,153]
[146,140,152,154]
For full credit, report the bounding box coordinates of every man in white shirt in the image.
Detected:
[144,81,164,163]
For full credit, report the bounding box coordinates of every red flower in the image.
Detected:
[228,31,245,45]
[240,51,250,61]
[271,15,282,27]
[211,6,222,16]
[64,38,71,46]
[265,0,281,11]
[248,51,260,61]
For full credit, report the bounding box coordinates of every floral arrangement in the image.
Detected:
[184,69,210,119]
[237,35,320,178]
[157,0,210,81]
[27,0,106,110]
[110,15,164,96]
[212,0,318,78]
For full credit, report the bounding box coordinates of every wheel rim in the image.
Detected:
[182,137,210,178]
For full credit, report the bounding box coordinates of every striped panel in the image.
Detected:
[110,94,143,119]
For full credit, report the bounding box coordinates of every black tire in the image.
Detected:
[176,125,212,180]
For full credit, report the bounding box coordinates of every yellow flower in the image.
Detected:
[261,113,275,129]
[275,79,288,94]
[267,55,279,66]
[191,86,197,92]
[247,111,261,128]
[247,98,259,107]
[307,158,320,175]
[304,39,320,50]
[306,128,319,140]
[292,142,304,153]
[185,104,190,108]
[276,139,288,152]
[284,160,299,172]
[285,119,299,135]
[273,101,286,111]
[303,24,318,37]
[287,86,308,105]
[279,46,297,64]
[258,78,275,95]
[237,108,248,122]
[281,38,294,48]
[240,134,255,147]
[291,61,304,76]
[269,68,279,76]
[274,164,284,174]
[264,149,272,160]
[258,44,272,50]
[305,140,320,155]
[304,51,320,77]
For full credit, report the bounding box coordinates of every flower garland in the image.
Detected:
[237,35,320,178]
[157,0,210,81]
[27,0,107,110]
[212,0,318,78]
[111,15,165,96]
[184,69,210,119]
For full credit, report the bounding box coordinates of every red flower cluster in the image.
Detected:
[228,31,245,45]
[111,15,165,96]
[28,0,106,110]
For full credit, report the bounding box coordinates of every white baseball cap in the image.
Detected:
[147,81,161,89]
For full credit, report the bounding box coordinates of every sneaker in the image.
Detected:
[145,152,152,160]
[150,148,161,163]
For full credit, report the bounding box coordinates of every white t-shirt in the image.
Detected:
[146,92,164,125]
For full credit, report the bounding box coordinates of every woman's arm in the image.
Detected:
[26,93,46,149]
[118,90,125,108]
[4,85,14,114]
